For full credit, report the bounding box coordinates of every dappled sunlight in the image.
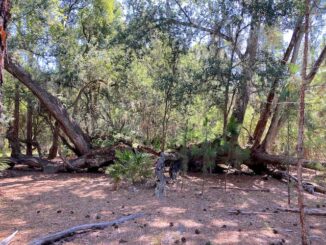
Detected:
[161,207,186,215]
[1,171,326,244]
[211,219,237,228]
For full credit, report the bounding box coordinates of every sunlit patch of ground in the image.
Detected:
[1,169,326,245]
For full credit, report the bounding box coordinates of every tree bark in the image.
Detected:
[11,83,21,157]
[258,17,305,152]
[48,121,59,159]
[4,56,91,156]
[0,0,11,158]
[228,17,260,144]
[26,99,33,156]
[155,152,166,198]
[297,1,310,243]
[29,213,145,245]
[251,17,304,149]
[251,151,326,168]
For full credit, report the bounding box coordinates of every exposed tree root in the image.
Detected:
[28,213,145,245]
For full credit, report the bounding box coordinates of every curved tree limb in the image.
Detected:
[29,213,145,245]
[4,56,90,155]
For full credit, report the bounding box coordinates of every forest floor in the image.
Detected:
[1,167,326,245]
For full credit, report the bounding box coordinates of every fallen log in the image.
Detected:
[4,143,132,173]
[277,207,326,216]
[252,151,326,168]
[228,210,274,215]
[270,170,326,195]
[28,213,145,245]
[228,208,326,217]
[0,230,18,245]
[210,186,270,192]
[6,142,162,173]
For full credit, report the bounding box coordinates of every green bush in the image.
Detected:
[105,150,153,187]
[0,158,9,171]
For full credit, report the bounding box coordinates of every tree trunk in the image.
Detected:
[26,98,33,156]
[259,103,285,152]
[251,151,326,167]
[11,83,21,157]
[251,17,304,149]
[296,1,310,243]
[48,121,59,159]
[0,0,11,158]
[258,18,305,152]
[4,56,91,156]
[228,18,260,144]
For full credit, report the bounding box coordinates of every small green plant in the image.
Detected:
[106,150,153,189]
[203,143,217,174]
[0,157,10,172]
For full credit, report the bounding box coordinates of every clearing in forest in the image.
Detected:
[1,169,326,245]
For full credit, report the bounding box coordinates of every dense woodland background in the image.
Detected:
[0,1,326,244]
[0,0,325,172]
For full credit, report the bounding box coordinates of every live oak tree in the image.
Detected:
[0,0,325,180]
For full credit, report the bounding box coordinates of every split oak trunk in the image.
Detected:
[252,16,304,149]
[4,56,91,156]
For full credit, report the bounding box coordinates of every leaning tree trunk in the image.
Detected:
[259,103,286,152]
[4,56,90,156]
[251,16,304,149]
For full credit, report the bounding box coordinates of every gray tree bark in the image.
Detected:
[4,56,91,156]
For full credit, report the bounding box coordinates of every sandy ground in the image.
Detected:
[1,169,326,245]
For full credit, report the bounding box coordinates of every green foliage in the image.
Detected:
[0,162,9,171]
[305,162,326,172]
[227,116,241,137]
[105,150,153,184]
[92,138,115,148]
[3,0,325,164]
[202,143,217,173]
[288,63,300,74]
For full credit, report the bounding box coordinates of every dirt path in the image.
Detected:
[1,170,326,245]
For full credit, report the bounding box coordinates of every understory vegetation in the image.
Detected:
[0,0,325,244]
